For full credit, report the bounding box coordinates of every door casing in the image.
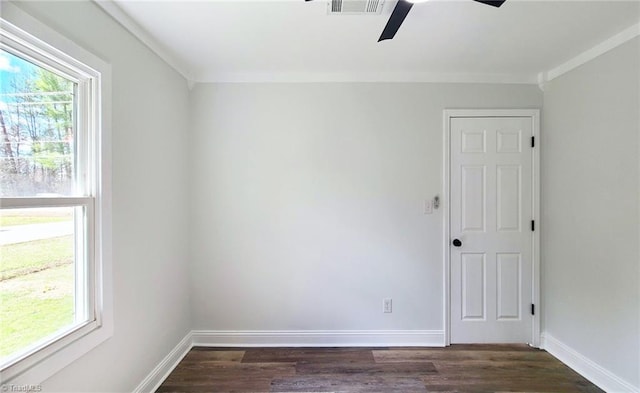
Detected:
[443,109,541,347]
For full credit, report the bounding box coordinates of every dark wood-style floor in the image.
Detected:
[156,345,603,393]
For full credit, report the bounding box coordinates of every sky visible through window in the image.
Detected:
[0,50,75,197]
[0,51,77,364]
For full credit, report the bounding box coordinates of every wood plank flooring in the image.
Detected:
[156,345,603,393]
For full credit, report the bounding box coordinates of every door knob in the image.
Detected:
[452,238,462,247]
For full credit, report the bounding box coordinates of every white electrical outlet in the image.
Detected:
[383,298,392,313]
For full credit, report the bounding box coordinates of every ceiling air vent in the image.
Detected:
[328,0,385,15]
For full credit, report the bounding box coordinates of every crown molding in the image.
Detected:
[93,0,194,82]
[93,0,638,86]
[193,71,539,84]
[539,21,640,85]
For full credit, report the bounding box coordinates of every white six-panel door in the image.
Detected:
[450,116,534,343]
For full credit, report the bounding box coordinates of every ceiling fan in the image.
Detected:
[306,0,507,42]
[378,0,506,41]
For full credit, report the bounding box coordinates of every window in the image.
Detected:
[0,9,111,383]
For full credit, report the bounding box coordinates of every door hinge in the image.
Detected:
[531,304,535,315]
[531,220,535,231]
[531,136,535,148]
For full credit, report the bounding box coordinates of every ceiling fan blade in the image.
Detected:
[378,0,414,42]
[473,0,506,7]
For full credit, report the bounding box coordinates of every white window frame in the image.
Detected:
[0,3,112,384]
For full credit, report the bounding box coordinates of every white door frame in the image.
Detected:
[443,109,541,347]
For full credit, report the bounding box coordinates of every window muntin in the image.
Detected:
[0,20,104,380]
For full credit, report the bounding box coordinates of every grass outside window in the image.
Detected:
[0,213,75,360]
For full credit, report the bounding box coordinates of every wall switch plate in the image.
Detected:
[383,298,392,313]
[424,199,433,214]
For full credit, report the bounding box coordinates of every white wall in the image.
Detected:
[4,2,192,391]
[189,83,542,332]
[8,1,638,390]
[542,37,640,389]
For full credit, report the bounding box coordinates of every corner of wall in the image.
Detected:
[541,333,639,393]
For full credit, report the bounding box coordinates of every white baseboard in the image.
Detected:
[134,329,443,391]
[191,330,445,347]
[140,330,640,392]
[133,332,193,393]
[541,333,638,393]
